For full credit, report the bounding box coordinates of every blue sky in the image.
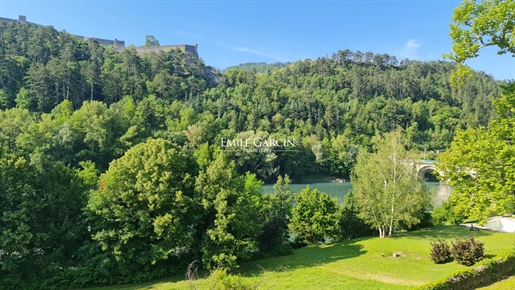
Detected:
[1,0,514,81]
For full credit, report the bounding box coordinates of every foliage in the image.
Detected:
[450,236,485,266]
[352,130,432,237]
[195,153,264,270]
[0,13,510,289]
[257,175,295,254]
[289,186,341,245]
[400,210,434,232]
[438,88,515,222]
[431,200,467,224]
[338,189,375,240]
[82,226,515,290]
[430,239,452,264]
[86,138,199,271]
[0,156,89,290]
[145,35,160,46]
[445,0,515,86]
[225,61,292,73]
[0,17,503,182]
[417,251,515,290]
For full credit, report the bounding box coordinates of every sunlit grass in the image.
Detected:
[85,225,515,290]
[478,276,515,289]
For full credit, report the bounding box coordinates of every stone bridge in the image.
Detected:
[415,160,438,176]
[401,160,439,177]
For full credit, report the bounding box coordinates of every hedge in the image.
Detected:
[416,251,515,290]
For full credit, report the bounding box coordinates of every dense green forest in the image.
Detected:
[225,61,292,73]
[0,20,503,180]
[0,18,505,289]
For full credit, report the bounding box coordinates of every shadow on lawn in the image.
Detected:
[236,241,366,277]
[396,225,496,240]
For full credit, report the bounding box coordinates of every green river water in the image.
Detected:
[262,181,451,206]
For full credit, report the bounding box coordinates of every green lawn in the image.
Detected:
[85,225,515,290]
[478,276,515,290]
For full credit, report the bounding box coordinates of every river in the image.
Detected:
[262,181,451,207]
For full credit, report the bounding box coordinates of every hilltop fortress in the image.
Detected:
[113,44,199,59]
[0,15,199,59]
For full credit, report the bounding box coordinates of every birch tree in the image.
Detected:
[352,131,431,238]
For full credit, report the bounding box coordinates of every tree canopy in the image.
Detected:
[87,139,199,268]
[351,131,431,238]
[445,0,515,86]
[438,88,515,222]
[437,0,515,223]
[145,35,160,46]
[0,10,510,288]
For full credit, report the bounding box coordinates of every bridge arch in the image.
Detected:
[418,164,436,176]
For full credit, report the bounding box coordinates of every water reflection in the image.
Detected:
[431,182,452,207]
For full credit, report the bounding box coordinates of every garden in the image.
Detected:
[85,225,515,290]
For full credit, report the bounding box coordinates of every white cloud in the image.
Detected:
[399,39,421,60]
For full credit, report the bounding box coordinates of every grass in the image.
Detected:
[478,276,515,289]
[85,225,515,290]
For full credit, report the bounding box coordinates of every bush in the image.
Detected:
[339,190,375,240]
[289,186,341,245]
[290,234,308,249]
[431,201,466,224]
[417,251,515,290]
[451,236,484,266]
[404,211,434,231]
[189,268,265,290]
[430,239,452,264]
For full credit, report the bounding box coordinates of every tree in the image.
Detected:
[445,0,515,86]
[258,175,295,254]
[145,35,160,47]
[438,0,515,222]
[289,186,341,245]
[86,139,198,271]
[70,100,130,170]
[0,157,89,288]
[438,89,515,222]
[339,190,375,240]
[351,131,431,238]
[0,155,42,273]
[195,153,264,270]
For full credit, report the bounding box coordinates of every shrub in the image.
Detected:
[290,234,308,249]
[430,239,452,264]
[431,201,466,224]
[338,190,375,240]
[416,251,515,290]
[258,215,289,253]
[405,211,434,231]
[450,236,484,266]
[289,186,341,245]
[189,268,266,290]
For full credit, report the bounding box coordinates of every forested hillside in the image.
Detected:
[225,61,292,73]
[0,20,502,181]
[0,19,505,289]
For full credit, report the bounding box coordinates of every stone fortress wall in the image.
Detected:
[0,15,199,59]
[0,15,37,26]
[115,44,199,59]
[74,35,126,48]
